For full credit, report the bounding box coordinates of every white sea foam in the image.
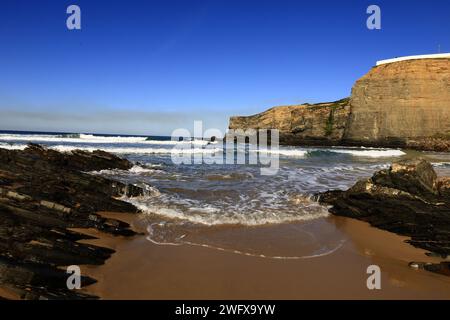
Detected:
[128,165,159,174]
[90,165,163,176]
[0,133,405,158]
[0,133,146,144]
[146,221,346,260]
[250,146,403,158]
[125,196,330,226]
[432,162,450,167]
[0,133,213,146]
[323,148,405,158]
[252,148,308,157]
[178,238,346,260]
[48,145,223,155]
[142,163,164,168]
[0,143,404,159]
[0,143,27,150]
[77,134,148,143]
[188,206,221,214]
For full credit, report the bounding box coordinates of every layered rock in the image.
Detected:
[317,159,450,276]
[229,98,350,145]
[0,144,144,299]
[229,58,450,150]
[344,58,450,147]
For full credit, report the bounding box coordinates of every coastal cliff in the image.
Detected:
[229,98,350,146]
[229,57,450,150]
[344,58,450,147]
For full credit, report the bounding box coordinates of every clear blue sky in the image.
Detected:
[0,0,449,135]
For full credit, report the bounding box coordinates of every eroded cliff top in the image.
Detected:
[359,58,450,81]
[228,98,350,145]
[229,98,350,124]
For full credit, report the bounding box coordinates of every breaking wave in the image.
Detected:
[252,148,308,157]
[0,143,27,150]
[0,133,213,146]
[122,191,330,226]
[48,145,223,155]
[0,132,406,159]
[90,165,164,176]
[252,147,404,158]
[0,142,405,160]
[324,148,405,157]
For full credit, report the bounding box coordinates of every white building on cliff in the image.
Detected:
[376,53,450,66]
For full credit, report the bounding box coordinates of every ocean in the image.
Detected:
[2,130,450,259]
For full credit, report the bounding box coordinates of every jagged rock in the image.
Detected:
[436,177,450,198]
[23,143,132,171]
[371,159,438,198]
[409,261,450,277]
[406,137,450,152]
[0,144,145,299]
[318,158,450,276]
[424,262,450,276]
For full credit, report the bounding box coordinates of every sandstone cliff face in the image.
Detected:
[344,58,450,146]
[229,58,450,150]
[229,98,350,145]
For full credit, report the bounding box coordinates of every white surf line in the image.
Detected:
[146,224,346,260]
[179,239,346,260]
[146,223,183,246]
[0,133,213,145]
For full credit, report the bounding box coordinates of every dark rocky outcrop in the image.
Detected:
[317,158,450,275]
[0,144,144,299]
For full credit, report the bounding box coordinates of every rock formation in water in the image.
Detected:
[317,159,450,276]
[0,144,144,299]
[229,57,450,150]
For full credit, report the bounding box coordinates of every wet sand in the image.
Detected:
[77,213,450,300]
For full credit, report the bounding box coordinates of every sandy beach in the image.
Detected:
[77,212,450,300]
